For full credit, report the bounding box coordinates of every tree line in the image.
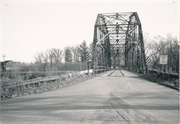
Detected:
[144,33,179,74]
[3,33,179,74]
[33,40,93,71]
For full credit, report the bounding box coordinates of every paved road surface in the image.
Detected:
[1,70,179,124]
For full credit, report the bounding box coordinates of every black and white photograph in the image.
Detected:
[0,0,179,124]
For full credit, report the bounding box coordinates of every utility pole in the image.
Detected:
[2,54,6,71]
[169,39,171,74]
[2,54,6,61]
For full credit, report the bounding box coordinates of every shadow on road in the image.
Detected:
[2,93,178,112]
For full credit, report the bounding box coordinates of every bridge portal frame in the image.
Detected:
[92,12,147,74]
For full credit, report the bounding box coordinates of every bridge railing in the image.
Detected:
[1,68,109,89]
[2,74,68,89]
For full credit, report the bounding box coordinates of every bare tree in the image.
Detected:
[143,33,179,73]
[34,52,44,64]
[47,49,54,69]
[52,48,63,66]
[34,48,63,71]
[71,46,80,62]
[34,52,46,71]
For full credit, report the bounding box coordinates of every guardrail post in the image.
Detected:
[23,85,26,90]
[38,78,40,87]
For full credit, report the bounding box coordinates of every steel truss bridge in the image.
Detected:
[92,12,147,74]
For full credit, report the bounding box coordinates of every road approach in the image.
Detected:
[1,70,179,124]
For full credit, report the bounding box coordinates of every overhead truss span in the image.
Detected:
[92,12,147,74]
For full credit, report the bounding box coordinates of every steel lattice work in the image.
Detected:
[92,12,147,74]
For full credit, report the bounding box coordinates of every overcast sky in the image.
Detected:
[0,0,179,63]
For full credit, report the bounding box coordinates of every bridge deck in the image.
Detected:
[1,70,179,124]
